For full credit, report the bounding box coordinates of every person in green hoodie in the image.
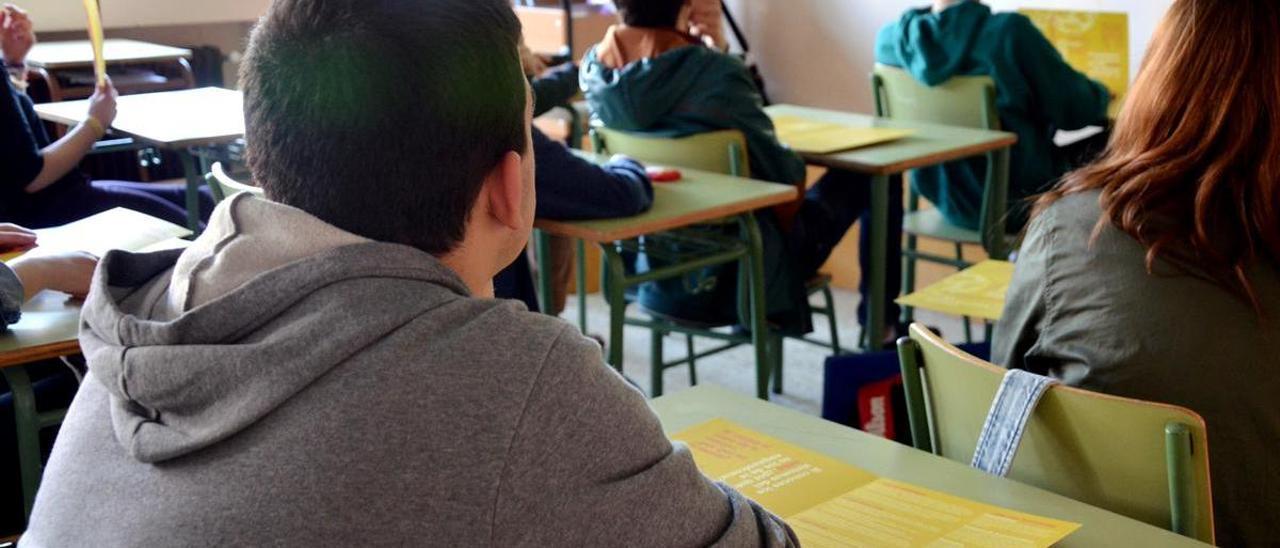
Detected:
[876,0,1112,231]
[582,0,905,341]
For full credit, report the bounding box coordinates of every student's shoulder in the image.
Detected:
[1037,189,1105,236]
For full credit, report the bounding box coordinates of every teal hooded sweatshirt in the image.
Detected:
[876,1,1111,230]
[581,44,812,333]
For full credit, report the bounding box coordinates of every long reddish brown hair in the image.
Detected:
[1039,0,1280,312]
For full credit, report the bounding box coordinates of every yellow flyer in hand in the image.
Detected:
[82,0,106,86]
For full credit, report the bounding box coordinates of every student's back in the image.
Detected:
[25,228,778,546]
[994,191,1280,545]
[994,1,1280,543]
[876,1,1110,230]
[581,30,805,186]
[21,0,796,545]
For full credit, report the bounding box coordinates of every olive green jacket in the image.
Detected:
[993,190,1280,547]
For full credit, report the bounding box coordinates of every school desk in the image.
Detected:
[26,39,195,101]
[653,384,1209,547]
[0,291,83,519]
[764,104,1017,352]
[34,87,246,232]
[534,152,797,397]
[1,232,190,520]
[896,259,1014,322]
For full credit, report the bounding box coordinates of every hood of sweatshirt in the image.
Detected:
[78,239,473,464]
[581,38,730,132]
[878,1,992,86]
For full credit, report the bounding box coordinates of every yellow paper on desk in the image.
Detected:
[772,115,914,154]
[896,260,1014,322]
[1022,9,1129,101]
[675,419,1080,547]
[2,208,191,263]
[82,0,107,86]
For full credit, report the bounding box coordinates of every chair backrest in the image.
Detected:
[592,127,750,178]
[897,324,1215,544]
[872,64,1011,257]
[206,162,263,203]
[872,64,999,131]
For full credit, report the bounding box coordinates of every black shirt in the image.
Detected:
[0,71,87,218]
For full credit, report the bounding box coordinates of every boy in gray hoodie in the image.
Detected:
[19,0,796,545]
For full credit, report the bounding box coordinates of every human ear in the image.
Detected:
[486,150,529,232]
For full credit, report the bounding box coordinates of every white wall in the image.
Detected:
[27,0,269,33]
[724,0,1172,112]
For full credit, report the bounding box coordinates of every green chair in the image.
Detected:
[583,127,841,398]
[206,162,263,203]
[872,64,1013,342]
[896,324,1215,544]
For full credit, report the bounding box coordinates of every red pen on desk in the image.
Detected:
[646,166,683,183]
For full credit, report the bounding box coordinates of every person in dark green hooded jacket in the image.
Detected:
[876,0,1113,231]
[581,0,905,341]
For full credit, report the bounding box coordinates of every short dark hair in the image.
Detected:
[613,0,687,28]
[241,0,526,255]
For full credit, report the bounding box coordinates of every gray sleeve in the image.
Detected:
[492,328,797,547]
[991,213,1055,373]
[0,263,23,328]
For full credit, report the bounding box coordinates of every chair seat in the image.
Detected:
[903,209,981,244]
[805,273,833,294]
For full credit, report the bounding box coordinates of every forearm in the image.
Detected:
[25,119,102,194]
[7,258,41,301]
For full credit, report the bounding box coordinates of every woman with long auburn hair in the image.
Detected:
[993,0,1280,544]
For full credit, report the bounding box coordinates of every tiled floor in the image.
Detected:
[559,288,978,416]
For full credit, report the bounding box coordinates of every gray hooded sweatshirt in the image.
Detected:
[20,195,796,547]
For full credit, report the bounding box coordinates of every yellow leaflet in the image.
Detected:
[673,418,1080,547]
[82,0,106,86]
[771,115,914,154]
[896,260,1015,322]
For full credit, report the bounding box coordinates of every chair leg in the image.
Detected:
[902,235,919,325]
[823,285,842,355]
[685,335,698,386]
[650,323,665,398]
[770,331,784,395]
[984,322,995,344]
[3,366,42,520]
[955,243,975,344]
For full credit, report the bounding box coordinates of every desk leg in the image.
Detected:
[179,150,203,234]
[602,245,627,373]
[738,214,770,400]
[534,230,554,315]
[576,239,588,333]
[3,366,41,520]
[865,175,891,352]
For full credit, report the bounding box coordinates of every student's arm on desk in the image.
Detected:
[491,327,798,547]
[531,63,580,118]
[533,129,654,220]
[1010,15,1112,130]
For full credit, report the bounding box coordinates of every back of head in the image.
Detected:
[613,0,687,28]
[1040,0,1280,312]
[241,0,526,256]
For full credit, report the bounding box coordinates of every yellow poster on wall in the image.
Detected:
[1021,9,1129,100]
